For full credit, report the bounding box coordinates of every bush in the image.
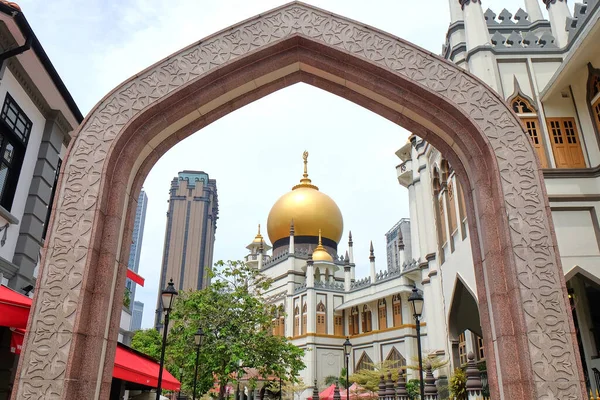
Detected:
[449,368,467,400]
[406,379,421,400]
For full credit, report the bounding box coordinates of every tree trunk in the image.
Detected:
[218,383,227,400]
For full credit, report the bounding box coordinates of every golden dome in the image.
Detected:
[267,151,343,245]
[312,230,333,262]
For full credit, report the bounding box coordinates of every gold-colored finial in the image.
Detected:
[293,150,319,190]
[318,229,322,245]
[258,224,261,235]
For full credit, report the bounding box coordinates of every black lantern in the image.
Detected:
[408,286,424,317]
[343,337,352,400]
[408,286,425,400]
[194,328,205,346]
[161,278,178,311]
[192,327,205,400]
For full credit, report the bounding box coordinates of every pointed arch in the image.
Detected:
[349,306,360,336]
[378,298,387,330]
[448,275,481,340]
[587,63,600,141]
[293,305,300,337]
[356,352,375,372]
[392,294,403,327]
[302,302,307,335]
[362,305,372,333]
[316,300,326,334]
[385,347,406,369]
[16,2,583,399]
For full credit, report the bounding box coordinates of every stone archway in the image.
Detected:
[12,2,585,399]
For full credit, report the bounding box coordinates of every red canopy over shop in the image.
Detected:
[0,285,32,329]
[113,343,180,391]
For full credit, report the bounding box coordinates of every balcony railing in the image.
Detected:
[396,159,412,187]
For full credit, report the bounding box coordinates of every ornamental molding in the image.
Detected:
[16,2,581,399]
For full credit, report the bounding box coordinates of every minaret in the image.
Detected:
[369,241,376,283]
[344,251,351,292]
[449,0,463,23]
[348,231,355,281]
[524,0,544,22]
[398,236,406,269]
[459,0,491,49]
[306,253,315,287]
[289,219,295,255]
[257,241,264,270]
[543,0,570,47]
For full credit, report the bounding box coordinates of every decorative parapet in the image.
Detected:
[350,276,371,290]
[263,250,289,268]
[294,282,307,293]
[265,291,287,303]
[314,280,345,291]
[567,0,600,43]
[375,266,403,282]
[402,259,419,272]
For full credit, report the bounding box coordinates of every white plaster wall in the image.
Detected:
[0,69,46,262]
[497,61,533,99]
[532,60,563,93]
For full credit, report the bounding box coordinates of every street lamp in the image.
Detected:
[192,327,205,400]
[343,337,352,400]
[157,278,178,400]
[408,286,424,400]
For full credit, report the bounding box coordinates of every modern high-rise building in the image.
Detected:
[155,171,218,329]
[384,218,411,272]
[125,190,148,312]
[131,301,144,332]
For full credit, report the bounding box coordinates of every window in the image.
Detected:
[301,303,307,335]
[587,66,600,135]
[356,352,374,372]
[458,332,467,365]
[521,118,548,168]
[392,295,402,327]
[593,98,600,134]
[334,314,344,336]
[0,93,32,211]
[547,118,586,168]
[457,182,467,240]
[385,348,406,369]
[361,305,372,333]
[293,306,300,337]
[510,94,549,168]
[447,181,458,235]
[476,335,485,360]
[350,306,360,335]
[378,299,387,330]
[279,315,285,336]
[42,159,62,240]
[316,301,326,334]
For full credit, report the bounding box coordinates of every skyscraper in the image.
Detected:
[131,301,144,332]
[125,190,148,313]
[155,171,218,329]
[385,218,411,272]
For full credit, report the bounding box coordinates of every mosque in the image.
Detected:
[244,152,422,390]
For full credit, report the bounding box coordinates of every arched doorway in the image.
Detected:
[12,3,585,399]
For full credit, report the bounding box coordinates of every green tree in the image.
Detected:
[167,260,305,400]
[406,351,448,373]
[283,378,307,400]
[324,367,348,389]
[131,328,162,360]
[349,361,402,397]
[448,368,467,400]
[405,379,421,400]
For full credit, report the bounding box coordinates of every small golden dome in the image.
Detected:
[267,151,343,245]
[312,230,333,262]
[253,224,264,243]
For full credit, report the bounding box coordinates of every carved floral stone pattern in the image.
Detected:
[16,2,581,399]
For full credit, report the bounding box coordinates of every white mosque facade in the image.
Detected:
[245,0,600,395]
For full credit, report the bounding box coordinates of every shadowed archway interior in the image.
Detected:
[12,3,585,400]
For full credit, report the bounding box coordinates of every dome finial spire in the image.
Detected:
[293,151,318,190]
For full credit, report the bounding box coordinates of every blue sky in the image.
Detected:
[18,0,559,328]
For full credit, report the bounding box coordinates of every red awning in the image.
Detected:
[113,343,180,391]
[126,269,145,287]
[0,285,32,329]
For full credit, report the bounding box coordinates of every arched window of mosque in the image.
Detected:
[316,301,326,334]
[432,167,447,255]
[301,303,307,335]
[392,295,402,327]
[356,352,375,372]
[334,312,344,336]
[508,93,550,168]
[385,347,406,369]
[458,332,467,365]
[378,299,387,330]
[362,305,372,333]
[293,306,300,337]
[588,65,600,139]
[325,268,330,281]
[447,180,458,235]
[278,304,285,336]
[350,306,360,336]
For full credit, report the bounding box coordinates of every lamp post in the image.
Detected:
[408,286,424,400]
[343,337,352,400]
[157,278,178,400]
[192,328,205,400]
